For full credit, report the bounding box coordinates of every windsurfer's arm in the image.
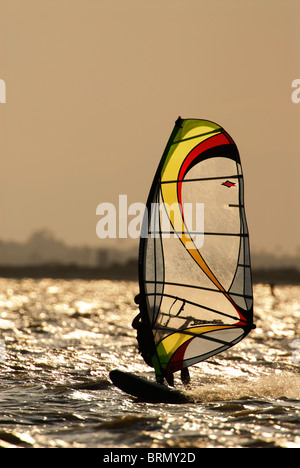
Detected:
[134,293,142,304]
[132,313,141,330]
[132,293,143,329]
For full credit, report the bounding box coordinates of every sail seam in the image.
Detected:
[145,280,252,299]
[160,174,242,184]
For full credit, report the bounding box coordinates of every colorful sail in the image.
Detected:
[138,117,255,383]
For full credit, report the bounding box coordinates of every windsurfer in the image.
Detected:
[132,293,190,387]
[132,293,156,369]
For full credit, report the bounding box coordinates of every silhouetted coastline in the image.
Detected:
[0,260,138,281]
[0,261,299,284]
[1,231,300,285]
[252,267,300,285]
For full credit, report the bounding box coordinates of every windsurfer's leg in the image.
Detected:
[180,367,190,385]
[165,372,174,387]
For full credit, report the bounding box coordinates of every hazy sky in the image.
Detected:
[0,0,299,254]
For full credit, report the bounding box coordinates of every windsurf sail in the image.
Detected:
[138,117,255,383]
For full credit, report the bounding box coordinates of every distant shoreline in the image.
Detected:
[0,262,300,284]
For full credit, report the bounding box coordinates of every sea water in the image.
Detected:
[0,279,299,448]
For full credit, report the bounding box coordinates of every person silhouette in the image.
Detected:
[132,293,190,386]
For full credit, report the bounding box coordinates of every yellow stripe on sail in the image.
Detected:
[160,121,226,293]
[157,325,234,365]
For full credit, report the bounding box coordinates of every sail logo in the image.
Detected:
[0,79,6,103]
[96,195,205,248]
[222,180,236,188]
[291,79,300,104]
